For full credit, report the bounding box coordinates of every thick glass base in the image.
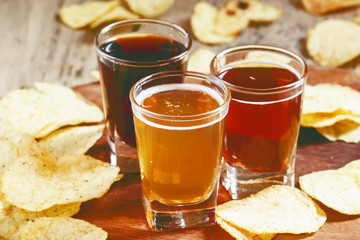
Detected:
[108,136,139,172]
[221,162,294,200]
[142,183,219,231]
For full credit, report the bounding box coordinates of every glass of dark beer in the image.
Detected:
[211,45,308,199]
[95,19,191,170]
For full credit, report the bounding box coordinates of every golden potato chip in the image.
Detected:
[216,185,326,235]
[89,5,139,29]
[302,84,360,116]
[215,1,249,37]
[0,187,81,240]
[301,110,360,128]
[19,217,107,240]
[302,0,360,14]
[187,48,216,74]
[125,0,174,17]
[240,0,282,22]
[58,0,118,29]
[0,138,17,177]
[306,19,360,67]
[1,135,120,212]
[0,82,103,138]
[316,119,360,143]
[38,124,104,158]
[191,1,236,44]
[300,168,360,215]
[216,217,276,240]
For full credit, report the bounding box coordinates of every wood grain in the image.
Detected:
[2,0,360,97]
[73,66,360,240]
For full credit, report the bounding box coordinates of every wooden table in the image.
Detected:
[72,66,360,239]
[2,0,360,239]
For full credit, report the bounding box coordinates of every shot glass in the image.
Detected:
[211,45,308,199]
[130,71,230,230]
[95,19,191,170]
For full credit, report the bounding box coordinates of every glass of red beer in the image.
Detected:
[95,20,191,170]
[130,71,230,230]
[211,45,307,199]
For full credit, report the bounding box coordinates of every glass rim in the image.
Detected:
[94,19,192,67]
[129,70,231,122]
[210,45,308,95]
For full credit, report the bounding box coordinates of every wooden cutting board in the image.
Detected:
[73,66,360,240]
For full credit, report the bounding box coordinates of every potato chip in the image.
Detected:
[19,217,107,240]
[59,0,118,29]
[302,0,360,14]
[191,1,236,44]
[89,5,139,29]
[214,1,249,37]
[0,138,17,177]
[216,217,276,240]
[1,135,120,211]
[302,84,360,116]
[0,82,103,138]
[300,168,360,215]
[216,185,326,235]
[0,187,81,240]
[187,48,216,74]
[316,119,360,143]
[301,110,360,128]
[306,19,360,67]
[240,0,282,22]
[38,124,104,157]
[125,0,174,17]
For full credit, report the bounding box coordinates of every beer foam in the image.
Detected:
[134,83,226,130]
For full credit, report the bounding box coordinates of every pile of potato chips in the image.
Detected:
[190,0,282,45]
[58,0,174,30]
[216,156,360,239]
[0,83,121,239]
[301,83,360,143]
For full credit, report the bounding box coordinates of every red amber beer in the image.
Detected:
[211,45,307,199]
[130,71,230,230]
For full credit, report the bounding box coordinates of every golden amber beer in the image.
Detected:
[130,71,230,230]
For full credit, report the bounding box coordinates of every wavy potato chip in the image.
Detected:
[125,0,174,17]
[0,187,81,240]
[187,48,216,74]
[1,135,120,212]
[302,84,360,117]
[59,0,118,29]
[215,1,249,37]
[19,217,107,240]
[316,119,360,143]
[241,0,282,22]
[89,5,139,29]
[302,0,360,14]
[306,19,360,67]
[0,138,17,177]
[191,1,236,44]
[38,124,104,158]
[216,185,326,235]
[0,82,103,138]
[300,167,360,215]
[216,217,276,240]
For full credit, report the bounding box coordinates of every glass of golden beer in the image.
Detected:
[130,71,230,230]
